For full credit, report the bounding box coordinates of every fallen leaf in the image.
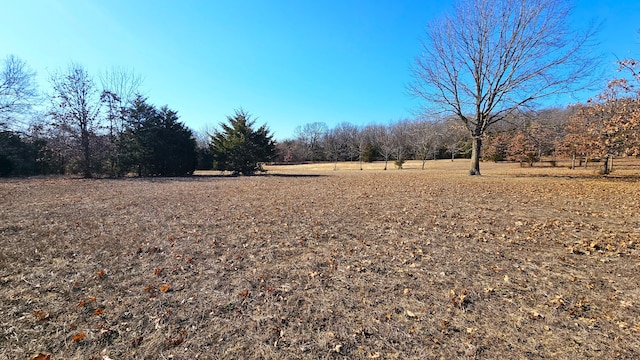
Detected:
[30,354,50,360]
[72,332,85,342]
[32,310,48,321]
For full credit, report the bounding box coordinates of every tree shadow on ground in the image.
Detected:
[195,173,326,179]
[56,172,327,184]
[107,172,328,183]
[507,173,640,182]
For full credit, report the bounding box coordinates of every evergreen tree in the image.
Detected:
[118,96,156,176]
[210,110,276,175]
[145,106,197,176]
[0,131,61,177]
[119,96,197,176]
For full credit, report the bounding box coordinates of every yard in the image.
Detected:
[1,159,639,359]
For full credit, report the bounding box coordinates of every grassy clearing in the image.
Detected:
[1,160,640,359]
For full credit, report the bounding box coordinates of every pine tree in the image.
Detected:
[119,96,197,176]
[210,110,276,175]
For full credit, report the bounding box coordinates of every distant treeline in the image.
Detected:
[2,55,639,177]
[269,102,636,172]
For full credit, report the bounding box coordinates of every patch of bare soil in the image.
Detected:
[1,161,639,359]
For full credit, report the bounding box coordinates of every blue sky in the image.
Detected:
[1,0,638,140]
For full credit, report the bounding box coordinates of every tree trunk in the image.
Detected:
[81,129,92,178]
[609,155,613,173]
[469,136,481,175]
[422,158,426,170]
[602,154,613,175]
[571,153,576,169]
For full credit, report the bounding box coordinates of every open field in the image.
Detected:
[1,159,640,359]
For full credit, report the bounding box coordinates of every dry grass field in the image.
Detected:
[1,159,640,359]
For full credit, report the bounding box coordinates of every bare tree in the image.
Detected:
[411,119,435,169]
[533,107,571,160]
[276,139,305,163]
[323,128,342,170]
[99,67,143,147]
[49,63,101,178]
[373,125,394,170]
[390,120,411,169]
[411,119,448,169]
[194,124,216,149]
[100,66,143,108]
[355,125,376,170]
[410,0,599,175]
[443,121,470,161]
[334,122,359,162]
[294,122,328,161]
[0,55,38,130]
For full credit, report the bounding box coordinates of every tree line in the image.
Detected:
[0,58,276,177]
[0,59,203,177]
[2,53,639,178]
[2,54,639,178]
[275,75,640,175]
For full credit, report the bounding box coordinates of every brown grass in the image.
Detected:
[1,159,640,359]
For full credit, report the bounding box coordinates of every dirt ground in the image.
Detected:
[1,160,639,359]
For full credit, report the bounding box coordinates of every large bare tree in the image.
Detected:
[99,67,143,175]
[410,0,599,175]
[99,66,143,137]
[294,122,328,161]
[0,55,38,130]
[49,63,101,178]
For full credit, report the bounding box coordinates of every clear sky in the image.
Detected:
[1,0,638,140]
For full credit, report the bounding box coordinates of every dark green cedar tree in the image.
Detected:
[210,109,276,175]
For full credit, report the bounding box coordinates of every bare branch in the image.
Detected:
[0,55,39,130]
[49,63,101,178]
[99,66,143,107]
[409,0,601,175]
